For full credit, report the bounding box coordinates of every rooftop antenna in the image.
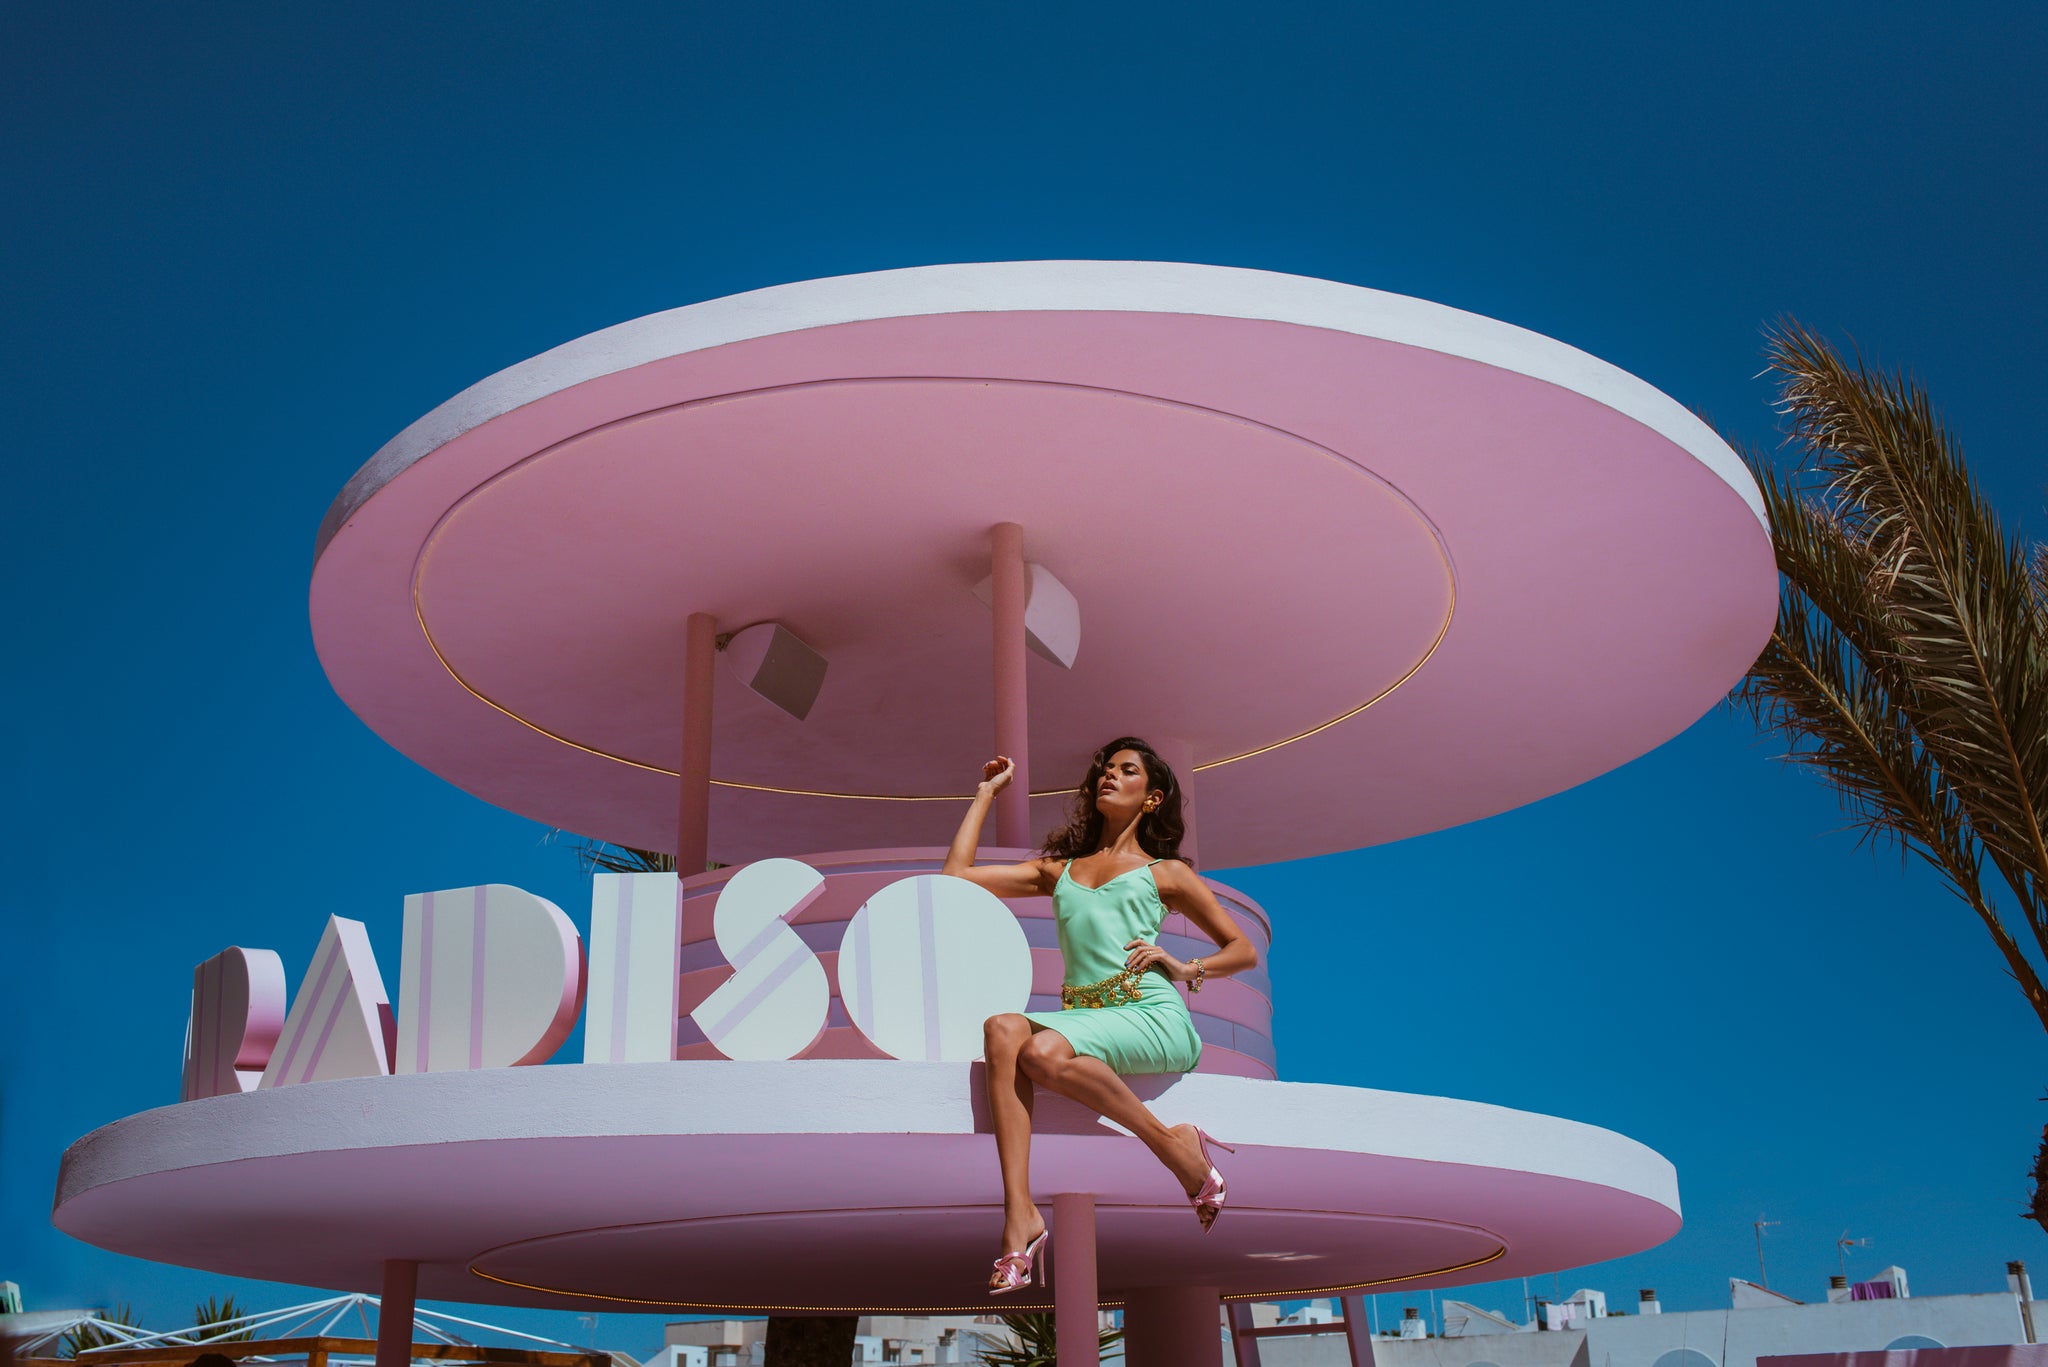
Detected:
[1754,1215,1781,1289]
[1837,1232,1873,1281]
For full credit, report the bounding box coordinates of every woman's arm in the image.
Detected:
[1122,861,1258,984]
[941,756,1055,899]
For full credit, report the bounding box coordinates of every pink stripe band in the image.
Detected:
[704,938,811,1040]
[271,937,339,1084]
[469,884,487,1069]
[297,949,355,1082]
[917,878,941,1061]
[609,881,634,1063]
[851,907,873,1033]
[416,892,436,1074]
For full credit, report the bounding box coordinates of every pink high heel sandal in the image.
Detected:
[1187,1127,1237,1233]
[989,1228,1049,1295]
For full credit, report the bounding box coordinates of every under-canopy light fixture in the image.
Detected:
[972,562,1080,669]
[718,622,829,721]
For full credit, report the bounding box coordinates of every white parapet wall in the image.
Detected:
[1242,1293,2030,1367]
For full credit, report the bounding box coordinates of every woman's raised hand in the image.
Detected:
[979,756,1016,795]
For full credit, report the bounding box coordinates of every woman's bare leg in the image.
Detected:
[982,1014,1046,1269]
[1017,1030,1211,1193]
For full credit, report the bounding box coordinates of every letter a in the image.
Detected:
[259,917,394,1088]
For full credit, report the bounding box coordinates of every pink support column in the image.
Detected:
[1052,1191,1099,1367]
[676,611,717,874]
[1226,1302,1263,1367]
[1341,1295,1378,1367]
[374,1259,418,1367]
[1123,1285,1224,1367]
[990,523,1031,848]
[1150,735,1198,867]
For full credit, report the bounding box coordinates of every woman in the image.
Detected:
[941,736,1259,1294]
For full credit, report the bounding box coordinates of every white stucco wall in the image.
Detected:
[1234,1294,2029,1367]
[1254,1328,1585,1367]
[1580,1295,2026,1367]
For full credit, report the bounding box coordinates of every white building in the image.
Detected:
[1236,1263,2041,1367]
[664,1312,1022,1365]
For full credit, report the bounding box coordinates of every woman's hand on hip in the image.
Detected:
[1124,939,1187,981]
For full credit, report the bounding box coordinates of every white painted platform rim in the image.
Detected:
[58,1060,1679,1216]
[315,259,1762,560]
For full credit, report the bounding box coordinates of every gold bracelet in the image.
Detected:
[1190,958,1206,993]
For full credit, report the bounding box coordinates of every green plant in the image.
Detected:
[552,831,730,877]
[60,1306,143,1359]
[193,1296,255,1342]
[973,1311,1124,1366]
[571,841,675,875]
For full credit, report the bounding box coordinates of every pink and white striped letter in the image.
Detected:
[180,947,287,1101]
[258,917,394,1088]
[396,884,585,1073]
[690,858,830,1060]
[583,872,682,1064]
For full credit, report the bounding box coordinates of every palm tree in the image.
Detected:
[192,1296,255,1343]
[571,840,677,876]
[1730,321,2048,1226]
[973,1311,1124,1365]
[59,1307,143,1359]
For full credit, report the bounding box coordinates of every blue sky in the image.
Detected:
[5,1,2046,1354]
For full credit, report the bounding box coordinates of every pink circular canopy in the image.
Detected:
[311,262,1773,867]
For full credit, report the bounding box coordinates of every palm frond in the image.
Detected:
[1733,321,2048,1035]
[2030,540,2048,648]
[60,1307,142,1359]
[193,1296,254,1343]
[579,842,676,875]
[1764,323,2048,924]
[973,1311,1124,1365]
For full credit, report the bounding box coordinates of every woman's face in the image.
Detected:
[1093,748,1161,828]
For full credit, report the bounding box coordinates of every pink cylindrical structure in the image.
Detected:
[677,611,717,873]
[375,1258,418,1367]
[990,522,1031,848]
[1123,1285,1222,1367]
[1149,735,1198,867]
[1052,1191,1099,1367]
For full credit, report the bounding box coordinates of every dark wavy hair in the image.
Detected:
[1040,736,1191,868]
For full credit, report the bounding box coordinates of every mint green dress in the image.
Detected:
[1023,860,1204,1075]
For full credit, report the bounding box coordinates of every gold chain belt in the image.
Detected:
[1061,967,1144,1010]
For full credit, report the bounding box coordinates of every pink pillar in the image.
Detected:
[1149,735,1198,867]
[374,1259,418,1367]
[1052,1191,1099,1367]
[676,611,717,874]
[1341,1295,1378,1367]
[1123,1285,1223,1367]
[990,523,1031,848]
[1226,1302,1263,1367]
